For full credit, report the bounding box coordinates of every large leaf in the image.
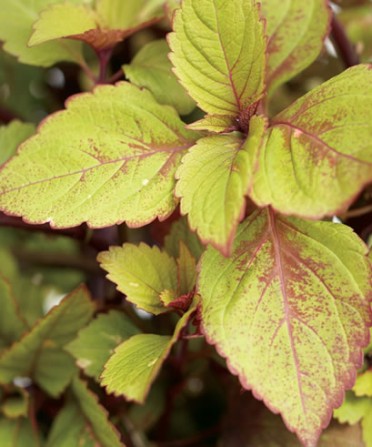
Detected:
[66,310,139,380]
[249,65,372,218]
[124,40,195,116]
[168,0,266,131]
[47,377,123,447]
[0,121,35,166]
[0,0,84,67]
[0,286,94,397]
[176,116,266,254]
[0,82,197,228]
[262,0,331,94]
[101,303,197,403]
[199,208,372,446]
[98,243,178,315]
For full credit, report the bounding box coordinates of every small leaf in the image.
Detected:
[177,241,196,294]
[98,243,178,314]
[66,310,139,380]
[0,417,40,446]
[176,116,266,254]
[0,83,197,228]
[334,392,371,425]
[0,286,94,397]
[169,0,266,128]
[29,3,98,47]
[101,303,197,403]
[47,377,123,447]
[199,208,372,446]
[164,217,204,260]
[0,0,84,67]
[354,370,372,397]
[0,121,35,166]
[124,40,195,116]
[0,388,29,419]
[249,65,372,218]
[262,0,331,93]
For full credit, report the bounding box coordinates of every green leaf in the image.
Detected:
[124,40,195,116]
[29,3,98,47]
[96,0,164,30]
[176,116,266,254]
[164,217,204,260]
[47,377,123,447]
[0,82,197,228]
[169,0,266,129]
[66,310,139,380]
[0,121,35,166]
[177,241,196,295]
[0,286,94,397]
[0,0,84,67]
[262,0,331,94]
[101,303,197,403]
[249,65,372,218]
[354,370,372,397]
[199,208,372,447]
[98,243,177,315]
[0,276,27,352]
[0,388,29,419]
[0,417,40,447]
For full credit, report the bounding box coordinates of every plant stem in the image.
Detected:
[330,14,359,68]
[342,204,372,219]
[97,48,114,84]
[109,68,125,84]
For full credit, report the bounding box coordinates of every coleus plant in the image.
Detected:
[0,0,371,446]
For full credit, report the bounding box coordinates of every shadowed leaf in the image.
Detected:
[0,121,35,166]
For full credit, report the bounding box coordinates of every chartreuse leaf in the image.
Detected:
[354,370,372,397]
[101,301,197,403]
[0,286,94,397]
[249,65,372,218]
[66,310,139,380]
[98,243,178,315]
[176,115,266,254]
[124,40,195,116]
[262,0,331,94]
[29,3,99,47]
[0,121,35,166]
[164,217,204,260]
[169,0,266,131]
[0,0,84,67]
[0,83,197,228]
[0,276,26,351]
[47,377,122,447]
[199,208,372,447]
[0,417,40,446]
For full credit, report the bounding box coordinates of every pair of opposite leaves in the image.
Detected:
[0,0,371,446]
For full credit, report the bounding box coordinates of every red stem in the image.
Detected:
[330,14,359,68]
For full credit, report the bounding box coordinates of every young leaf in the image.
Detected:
[0,83,197,228]
[0,417,40,446]
[164,217,204,260]
[169,0,266,129]
[176,115,266,254]
[124,40,195,115]
[0,0,84,67]
[199,208,372,447]
[0,286,94,397]
[29,3,99,47]
[47,377,123,447]
[98,243,178,315]
[249,65,372,218]
[0,276,27,352]
[177,242,196,295]
[101,303,197,403]
[262,0,331,94]
[66,310,139,380]
[0,121,35,166]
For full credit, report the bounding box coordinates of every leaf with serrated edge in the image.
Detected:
[249,65,372,218]
[0,121,35,166]
[0,82,197,228]
[124,40,195,116]
[66,310,139,380]
[101,302,197,403]
[0,0,84,67]
[0,286,94,397]
[168,0,266,129]
[0,275,27,351]
[29,3,98,47]
[262,0,331,94]
[177,116,266,254]
[98,243,177,315]
[199,208,372,447]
